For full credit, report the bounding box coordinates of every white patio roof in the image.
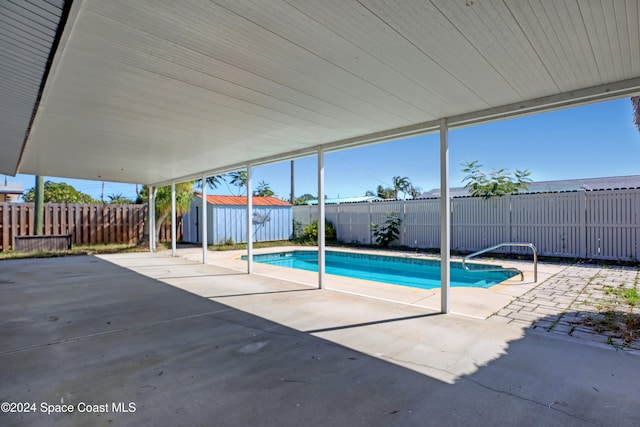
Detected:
[2,0,640,186]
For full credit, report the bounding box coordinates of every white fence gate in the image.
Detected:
[293,189,640,261]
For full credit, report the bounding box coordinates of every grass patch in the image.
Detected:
[578,283,640,347]
[604,286,640,306]
[208,240,303,252]
[0,243,164,260]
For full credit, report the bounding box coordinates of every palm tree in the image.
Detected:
[153,182,195,242]
[632,96,640,133]
[139,183,195,244]
[408,185,422,199]
[392,176,411,200]
[196,171,246,194]
[228,171,247,194]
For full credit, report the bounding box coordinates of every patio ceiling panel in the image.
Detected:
[212,0,492,117]
[510,0,640,90]
[3,0,640,185]
[75,1,406,129]
[336,0,526,105]
[0,0,64,175]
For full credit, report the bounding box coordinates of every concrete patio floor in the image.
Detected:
[1,252,639,426]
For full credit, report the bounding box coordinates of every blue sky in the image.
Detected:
[6,98,640,201]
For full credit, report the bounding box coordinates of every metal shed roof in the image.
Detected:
[196,193,291,207]
[2,0,640,185]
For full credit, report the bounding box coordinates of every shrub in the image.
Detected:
[298,219,336,244]
[371,211,402,247]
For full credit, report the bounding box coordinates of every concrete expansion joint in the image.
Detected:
[460,377,599,425]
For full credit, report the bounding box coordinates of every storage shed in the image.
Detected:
[182,194,292,245]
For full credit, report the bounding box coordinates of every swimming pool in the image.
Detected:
[244,250,517,290]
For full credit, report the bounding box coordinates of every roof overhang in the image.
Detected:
[3,0,640,186]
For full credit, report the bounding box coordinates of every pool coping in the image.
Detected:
[198,246,567,319]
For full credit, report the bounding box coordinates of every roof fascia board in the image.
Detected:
[449,77,640,128]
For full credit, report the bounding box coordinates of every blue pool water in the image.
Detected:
[244,251,517,290]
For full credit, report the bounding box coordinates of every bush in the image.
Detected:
[298,219,336,244]
[292,220,305,241]
[371,211,402,247]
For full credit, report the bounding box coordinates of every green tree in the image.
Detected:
[294,193,316,205]
[392,176,412,199]
[371,211,402,247]
[107,193,134,204]
[376,185,394,199]
[196,171,250,195]
[139,183,195,243]
[202,175,224,189]
[254,180,274,197]
[23,181,98,204]
[228,171,248,195]
[461,160,531,199]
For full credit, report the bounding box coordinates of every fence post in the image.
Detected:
[635,190,640,261]
[1,203,8,251]
[368,202,373,245]
[400,200,406,246]
[505,194,512,246]
[336,204,340,241]
[580,191,587,258]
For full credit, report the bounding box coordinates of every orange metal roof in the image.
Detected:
[195,193,291,206]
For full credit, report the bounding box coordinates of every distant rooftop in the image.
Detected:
[422,175,640,198]
[306,196,384,205]
[0,181,24,195]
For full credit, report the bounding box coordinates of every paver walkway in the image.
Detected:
[489,263,640,349]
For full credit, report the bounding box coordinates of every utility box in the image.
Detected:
[14,234,72,252]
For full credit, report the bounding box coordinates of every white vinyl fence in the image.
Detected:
[293,189,640,261]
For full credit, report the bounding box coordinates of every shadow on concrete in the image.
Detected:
[151,273,249,280]
[304,313,443,334]
[208,288,317,299]
[1,256,639,426]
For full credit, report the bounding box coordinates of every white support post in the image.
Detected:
[149,185,154,252]
[152,187,158,251]
[202,174,208,264]
[171,181,176,257]
[318,148,325,289]
[440,118,450,314]
[246,164,253,274]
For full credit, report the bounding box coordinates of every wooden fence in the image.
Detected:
[293,188,640,262]
[0,203,182,251]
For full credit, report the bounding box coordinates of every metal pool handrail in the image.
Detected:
[462,242,538,283]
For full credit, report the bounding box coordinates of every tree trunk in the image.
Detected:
[155,211,170,244]
[138,206,150,247]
